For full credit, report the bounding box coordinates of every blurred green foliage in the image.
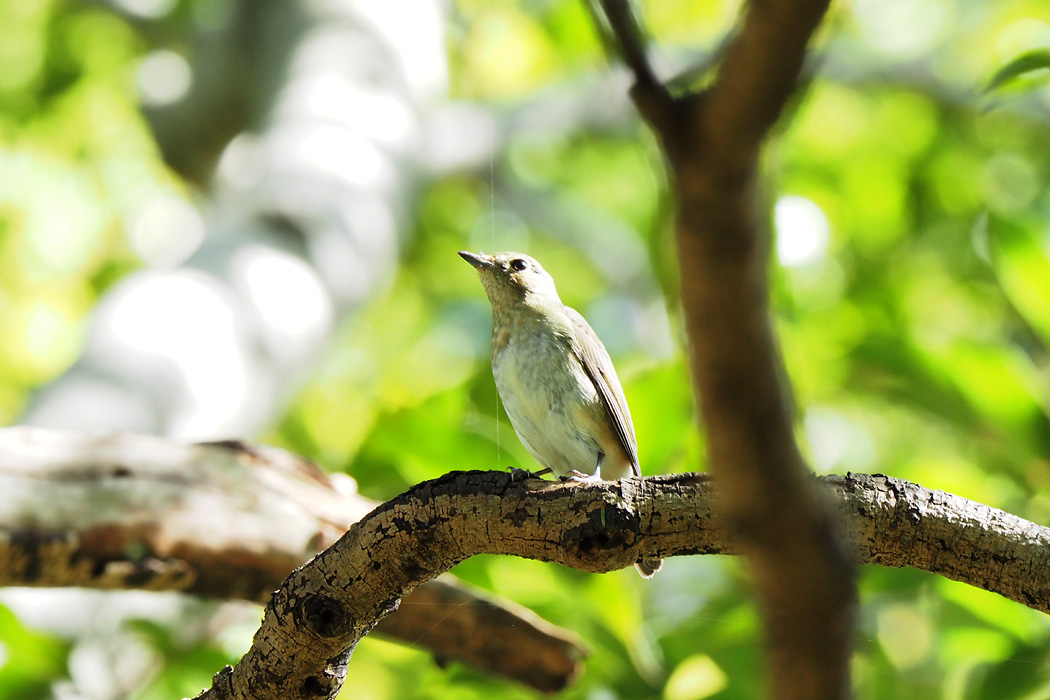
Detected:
[0,604,72,698]
[3,0,1050,698]
[0,0,173,424]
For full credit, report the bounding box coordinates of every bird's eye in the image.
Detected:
[509,259,528,272]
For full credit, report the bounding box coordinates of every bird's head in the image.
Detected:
[458,251,561,312]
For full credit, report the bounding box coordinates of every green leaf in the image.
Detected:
[988,215,1050,343]
[984,49,1050,93]
[0,603,71,688]
[974,640,1050,700]
[664,654,728,700]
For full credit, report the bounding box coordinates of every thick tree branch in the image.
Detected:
[4,430,1047,698]
[0,429,584,692]
[191,469,1050,700]
[594,2,849,698]
[702,0,832,164]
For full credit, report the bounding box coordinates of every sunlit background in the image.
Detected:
[1,0,1050,697]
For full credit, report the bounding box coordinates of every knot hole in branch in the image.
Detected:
[569,501,641,562]
[299,594,351,639]
[299,674,337,698]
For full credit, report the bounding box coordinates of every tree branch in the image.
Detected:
[5,429,1046,698]
[590,0,677,137]
[593,1,848,697]
[702,0,832,163]
[0,428,584,692]
[190,469,1050,699]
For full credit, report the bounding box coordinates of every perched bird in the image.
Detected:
[459,251,662,578]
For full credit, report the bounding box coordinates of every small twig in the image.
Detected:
[597,0,657,88]
[593,0,675,133]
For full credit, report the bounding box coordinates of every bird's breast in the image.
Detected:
[491,317,613,476]
[494,323,590,405]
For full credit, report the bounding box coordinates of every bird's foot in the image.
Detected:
[507,466,551,482]
[567,453,604,483]
[568,466,603,483]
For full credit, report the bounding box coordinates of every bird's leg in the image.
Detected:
[508,466,552,482]
[570,452,604,483]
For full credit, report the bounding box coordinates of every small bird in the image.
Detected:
[459,250,662,578]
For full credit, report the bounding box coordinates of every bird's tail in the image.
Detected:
[635,557,663,578]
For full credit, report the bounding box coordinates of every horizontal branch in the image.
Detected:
[195,469,1050,699]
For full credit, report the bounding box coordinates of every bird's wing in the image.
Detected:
[564,306,640,475]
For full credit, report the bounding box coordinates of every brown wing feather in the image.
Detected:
[563,306,640,475]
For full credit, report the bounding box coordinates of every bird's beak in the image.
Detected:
[458,251,496,271]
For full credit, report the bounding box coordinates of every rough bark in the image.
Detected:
[0,428,584,692]
[595,1,851,698]
[4,429,1049,698]
[189,468,1050,700]
[829,473,1050,608]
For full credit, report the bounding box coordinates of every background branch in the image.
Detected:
[0,429,584,693]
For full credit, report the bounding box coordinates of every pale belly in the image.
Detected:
[492,330,632,479]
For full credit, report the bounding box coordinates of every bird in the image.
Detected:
[459,250,662,578]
